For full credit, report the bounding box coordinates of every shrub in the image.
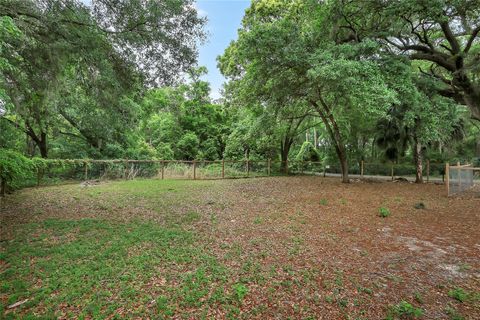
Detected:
[0,149,34,194]
[379,207,390,218]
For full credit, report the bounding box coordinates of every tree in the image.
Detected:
[219,0,396,182]
[138,68,231,161]
[329,0,480,120]
[376,60,462,183]
[0,0,206,157]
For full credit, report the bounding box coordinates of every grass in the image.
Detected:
[0,218,234,318]
[1,177,479,319]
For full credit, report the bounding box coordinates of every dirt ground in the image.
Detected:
[1,176,479,319]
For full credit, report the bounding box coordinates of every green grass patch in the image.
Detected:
[0,218,237,318]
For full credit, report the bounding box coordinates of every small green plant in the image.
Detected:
[448,287,468,302]
[414,292,424,304]
[445,306,465,320]
[253,216,263,224]
[232,283,248,302]
[386,301,424,319]
[320,198,328,205]
[379,207,391,217]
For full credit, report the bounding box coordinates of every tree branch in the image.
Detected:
[440,21,461,54]
[464,25,480,53]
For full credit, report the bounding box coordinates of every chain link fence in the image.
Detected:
[446,164,480,196]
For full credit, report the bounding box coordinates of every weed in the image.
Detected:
[386,301,424,319]
[445,305,465,320]
[319,198,328,205]
[378,207,391,217]
[338,298,348,309]
[253,216,264,224]
[448,287,468,302]
[358,286,373,295]
[414,292,424,304]
[458,263,471,272]
[232,283,248,302]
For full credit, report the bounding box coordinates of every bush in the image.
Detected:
[0,149,34,194]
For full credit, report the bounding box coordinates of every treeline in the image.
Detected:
[218,0,480,183]
[1,0,479,187]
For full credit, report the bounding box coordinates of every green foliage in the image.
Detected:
[0,149,34,192]
[448,288,469,302]
[177,132,200,160]
[445,306,465,320]
[232,283,248,302]
[386,301,424,319]
[378,207,391,218]
[296,142,321,162]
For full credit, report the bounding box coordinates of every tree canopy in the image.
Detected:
[1,0,478,185]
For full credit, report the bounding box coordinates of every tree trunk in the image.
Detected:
[38,141,47,158]
[280,138,292,173]
[26,135,36,157]
[413,137,423,183]
[25,122,48,158]
[38,132,48,158]
[310,99,349,183]
[337,144,349,183]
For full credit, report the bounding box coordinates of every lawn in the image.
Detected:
[1,177,479,319]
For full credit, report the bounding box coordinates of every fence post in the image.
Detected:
[267,158,271,176]
[426,159,430,182]
[193,160,196,180]
[361,160,364,177]
[446,163,450,196]
[222,159,225,179]
[84,161,88,180]
[457,162,461,191]
[246,159,250,177]
[391,163,394,181]
[161,160,164,180]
